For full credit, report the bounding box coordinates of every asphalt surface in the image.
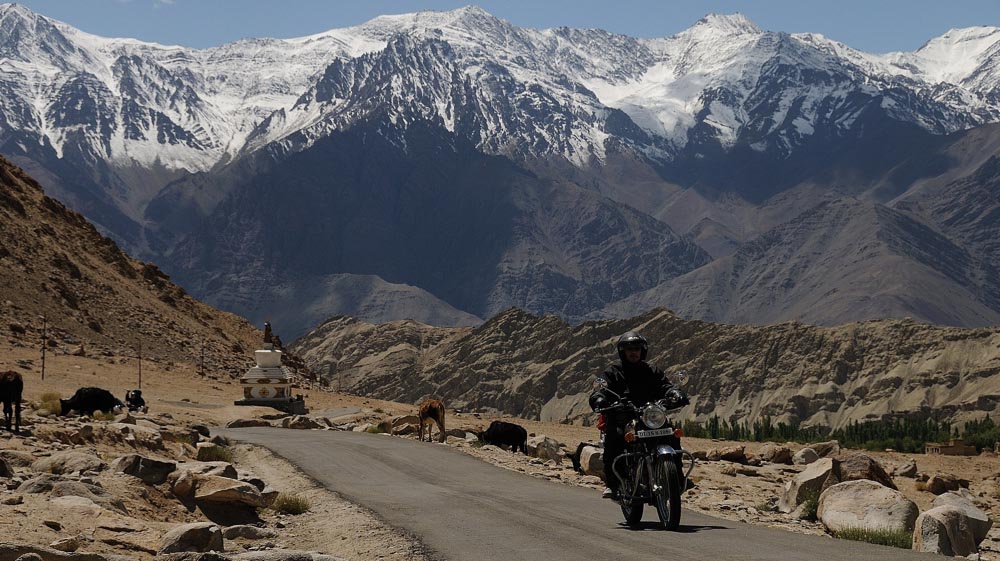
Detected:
[309,407,361,419]
[220,428,940,561]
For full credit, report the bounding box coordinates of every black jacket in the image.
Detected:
[589,361,675,417]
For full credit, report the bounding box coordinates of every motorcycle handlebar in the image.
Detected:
[597,398,684,414]
[657,398,687,412]
[595,400,634,414]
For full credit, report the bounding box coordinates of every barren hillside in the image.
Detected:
[0,155,262,375]
[291,309,1000,430]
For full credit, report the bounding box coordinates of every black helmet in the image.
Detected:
[616,331,648,361]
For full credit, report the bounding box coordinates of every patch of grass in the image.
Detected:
[92,411,116,421]
[270,493,310,515]
[163,432,199,446]
[373,407,386,414]
[365,425,386,434]
[38,392,62,415]
[199,446,233,463]
[915,481,928,492]
[755,500,778,513]
[833,526,913,549]
[800,490,820,521]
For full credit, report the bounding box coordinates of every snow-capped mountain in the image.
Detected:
[0,2,377,168]
[4,3,1000,178]
[5,2,1000,334]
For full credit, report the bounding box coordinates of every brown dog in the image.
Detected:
[418,399,446,443]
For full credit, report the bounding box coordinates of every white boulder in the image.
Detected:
[817,479,918,534]
[526,435,563,464]
[778,457,839,513]
[913,505,979,557]
[932,491,993,544]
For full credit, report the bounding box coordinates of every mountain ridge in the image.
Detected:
[4,3,999,177]
[5,4,1000,334]
[290,307,1000,430]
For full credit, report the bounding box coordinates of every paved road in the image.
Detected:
[160,400,226,410]
[309,407,361,419]
[220,428,938,561]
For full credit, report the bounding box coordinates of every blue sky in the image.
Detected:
[11,0,1000,53]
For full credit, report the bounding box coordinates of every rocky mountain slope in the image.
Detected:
[167,121,710,335]
[5,4,1000,334]
[0,155,260,372]
[291,308,1000,430]
[897,153,1000,311]
[603,196,1000,326]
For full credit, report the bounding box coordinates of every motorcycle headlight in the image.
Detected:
[642,403,667,429]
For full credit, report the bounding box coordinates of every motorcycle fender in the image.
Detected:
[656,444,678,459]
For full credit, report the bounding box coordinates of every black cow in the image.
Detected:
[60,387,124,416]
[477,420,528,454]
[566,441,599,474]
[124,389,147,413]
[0,370,23,433]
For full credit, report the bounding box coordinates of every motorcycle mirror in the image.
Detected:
[594,378,624,400]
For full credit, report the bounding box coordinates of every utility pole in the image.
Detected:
[137,340,142,390]
[40,314,47,381]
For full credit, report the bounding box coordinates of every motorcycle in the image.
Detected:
[594,378,695,530]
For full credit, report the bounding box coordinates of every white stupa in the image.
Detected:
[234,323,307,414]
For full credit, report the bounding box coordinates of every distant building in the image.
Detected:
[925,438,977,456]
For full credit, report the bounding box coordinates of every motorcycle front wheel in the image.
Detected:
[653,458,681,530]
[619,456,644,526]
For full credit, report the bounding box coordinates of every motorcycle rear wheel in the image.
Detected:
[619,457,644,525]
[653,458,681,530]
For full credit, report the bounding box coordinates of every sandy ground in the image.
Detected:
[3,346,1000,559]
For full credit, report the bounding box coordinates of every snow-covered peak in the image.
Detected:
[379,5,492,26]
[0,3,105,71]
[912,26,1000,83]
[0,2,35,20]
[4,3,1000,182]
[359,5,508,40]
[1,3,50,49]
[689,13,762,37]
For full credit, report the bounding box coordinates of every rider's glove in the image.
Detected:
[589,393,611,411]
[664,388,690,408]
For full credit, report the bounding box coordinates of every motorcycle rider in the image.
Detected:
[589,331,689,500]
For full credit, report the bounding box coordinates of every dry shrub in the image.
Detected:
[270,493,310,515]
[199,446,233,463]
[38,392,61,415]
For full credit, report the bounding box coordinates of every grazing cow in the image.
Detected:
[124,389,147,413]
[478,420,528,454]
[60,387,124,416]
[566,441,599,474]
[0,370,23,433]
[418,399,446,443]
